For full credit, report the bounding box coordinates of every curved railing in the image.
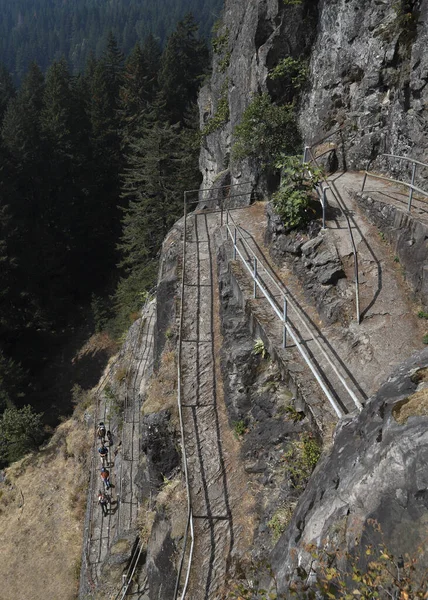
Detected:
[304,141,361,324]
[361,153,428,212]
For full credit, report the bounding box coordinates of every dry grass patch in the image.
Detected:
[392,388,428,424]
[157,477,187,540]
[74,331,118,361]
[137,500,156,547]
[142,349,177,420]
[0,406,93,600]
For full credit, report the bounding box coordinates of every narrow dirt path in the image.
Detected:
[328,172,426,393]
[180,211,254,599]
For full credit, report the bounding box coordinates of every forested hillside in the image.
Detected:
[0,0,221,81]
[0,15,208,465]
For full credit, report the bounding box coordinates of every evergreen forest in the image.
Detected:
[0,14,209,465]
[0,0,221,82]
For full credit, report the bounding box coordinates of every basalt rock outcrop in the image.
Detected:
[199,0,428,193]
[265,203,348,325]
[198,0,318,197]
[271,347,428,590]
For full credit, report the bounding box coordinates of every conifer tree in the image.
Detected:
[116,100,201,322]
[1,62,44,164]
[158,14,209,123]
[0,64,15,123]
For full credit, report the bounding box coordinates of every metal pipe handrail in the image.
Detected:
[308,125,344,150]
[362,172,428,198]
[186,190,251,207]
[362,154,428,213]
[173,181,253,599]
[183,181,253,195]
[306,146,361,324]
[226,210,362,413]
[225,218,344,418]
[381,153,428,170]
[173,191,195,600]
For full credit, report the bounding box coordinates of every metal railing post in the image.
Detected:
[233,227,237,259]
[253,257,257,298]
[408,162,417,212]
[361,171,368,192]
[303,146,309,163]
[322,187,327,229]
[226,209,229,224]
[282,297,287,348]
[355,260,360,325]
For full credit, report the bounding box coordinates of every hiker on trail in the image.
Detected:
[98,490,108,516]
[97,422,106,444]
[98,444,108,467]
[100,467,111,490]
[107,430,113,446]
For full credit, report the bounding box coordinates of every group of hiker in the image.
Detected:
[96,422,114,517]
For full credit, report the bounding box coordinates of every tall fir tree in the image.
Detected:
[158,13,209,123]
[0,64,15,123]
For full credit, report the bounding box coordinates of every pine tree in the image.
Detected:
[0,64,15,123]
[116,101,201,323]
[158,13,209,123]
[40,58,73,154]
[1,62,44,164]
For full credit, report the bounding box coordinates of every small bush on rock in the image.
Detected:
[272,156,323,230]
[253,339,269,360]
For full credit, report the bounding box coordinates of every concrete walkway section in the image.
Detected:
[180,211,235,599]
[80,299,155,598]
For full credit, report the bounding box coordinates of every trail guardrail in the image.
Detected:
[225,209,363,418]
[303,139,361,324]
[362,154,428,213]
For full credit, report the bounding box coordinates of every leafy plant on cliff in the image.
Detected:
[380,0,420,47]
[212,26,231,73]
[268,56,308,91]
[253,339,269,360]
[280,432,321,492]
[232,93,301,168]
[272,156,324,230]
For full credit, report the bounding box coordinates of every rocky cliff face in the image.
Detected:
[195,0,428,591]
[301,0,428,178]
[199,0,428,192]
[271,347,428,591]
[198,0,318,197]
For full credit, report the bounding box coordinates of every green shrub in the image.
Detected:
[233,420,247,437]
[284,405,304,423]
[268,56,308,91]
[302,433,321,469]
[272,155,323,230]
[253,339,269,359]
[232,93,301,168]
[417,310,428,319]
[280,433,321,491]
[423,334,428,345]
